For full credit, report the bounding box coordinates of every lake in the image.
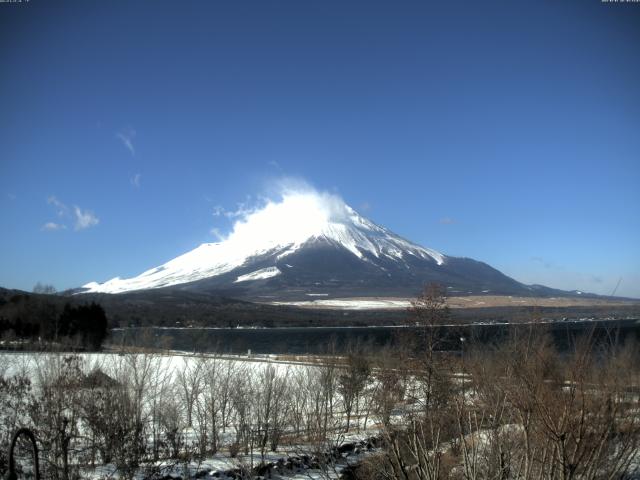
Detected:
[110,318,640,354]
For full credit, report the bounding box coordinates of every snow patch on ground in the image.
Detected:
[234,266,281,283]
[272,298,412,310]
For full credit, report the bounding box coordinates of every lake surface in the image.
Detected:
[111,318,640,354]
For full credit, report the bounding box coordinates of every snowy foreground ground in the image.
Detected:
[0,351,384,480]
[2,348,639,480]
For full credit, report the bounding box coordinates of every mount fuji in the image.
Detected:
[80,190,564,300]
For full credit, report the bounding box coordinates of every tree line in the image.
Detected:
[0,293,108,350]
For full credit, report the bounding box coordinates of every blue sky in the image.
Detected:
[1,1,639,298]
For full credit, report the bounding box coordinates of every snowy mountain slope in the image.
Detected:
[82,191,449,295]
[80,190,552,300]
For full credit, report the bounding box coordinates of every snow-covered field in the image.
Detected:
[2,348,638,479]
[1,351,294,381]
[0,351,382,480]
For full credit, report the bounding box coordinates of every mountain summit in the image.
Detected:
[82,191,550,299]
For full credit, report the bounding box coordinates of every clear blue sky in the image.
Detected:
[1,1,639,298]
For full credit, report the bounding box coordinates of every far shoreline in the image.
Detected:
[267,294,640,310]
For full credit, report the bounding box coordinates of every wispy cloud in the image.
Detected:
[130,173,142,188]
[224,197,257,219]
[212,205,225,217]
[44,196,99,232]
[41,222,66,231]
[267,160,283,172]
[210,227,224,241]
[439,217,456,225]
[73,206,99,230]
[224,205,252,219]
[47,195,69,217]
[116,127,136,156]
[210,198,257,219]
[6,193,16,201]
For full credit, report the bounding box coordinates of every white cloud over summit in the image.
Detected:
[208,179,353,245]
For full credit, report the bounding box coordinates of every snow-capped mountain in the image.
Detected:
[81,190,536,299]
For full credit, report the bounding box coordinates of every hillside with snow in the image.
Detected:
[81,190,563,300]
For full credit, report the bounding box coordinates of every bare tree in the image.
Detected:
[230,372,255,458]
[176,357,203,428]
[0,370,32,476]
[290,367,311,438]
[219,358,239,433]
[33,282,57,295]
[199,355,227,455]
[338,350,370,432]
[408,283,450,355]
[28,355,85,480]
[156,393,185,459]
[106,352,161,479]
[253,364,291,460]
